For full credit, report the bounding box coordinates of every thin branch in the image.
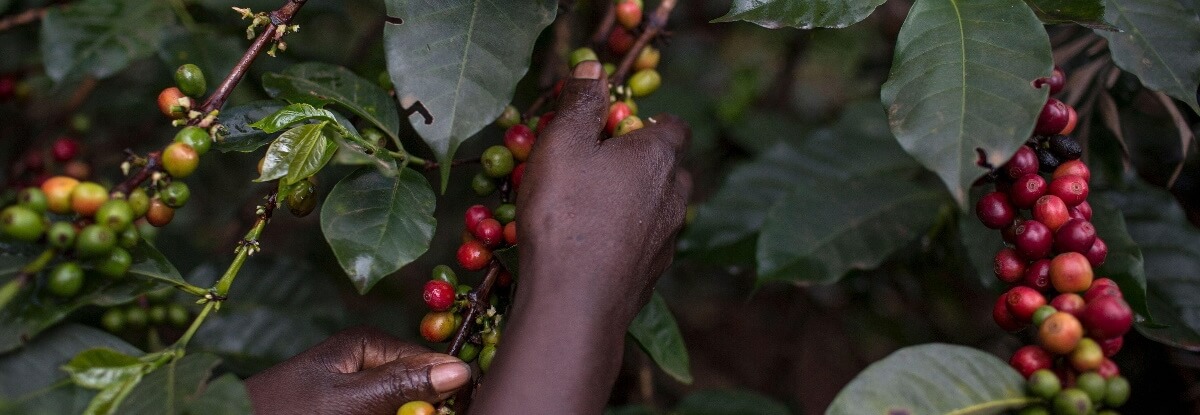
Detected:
[421,157,480,172]
[111,151,160,197]
[589,0,615,51]
[612,0,677,85]
[0,6,48,32]
[198,0,309,114]
[446,262,502,356]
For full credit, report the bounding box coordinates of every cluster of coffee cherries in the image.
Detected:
[99,286,191,335]
[5,135,90,190]
[976,67,1134,415]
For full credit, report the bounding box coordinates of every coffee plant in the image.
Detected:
[1,0,1198,414]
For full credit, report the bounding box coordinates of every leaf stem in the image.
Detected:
[0,248,58,310]
[174,301,216,350]
[214,191,277,296]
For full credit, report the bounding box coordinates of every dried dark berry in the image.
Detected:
[1049,135,1082,161]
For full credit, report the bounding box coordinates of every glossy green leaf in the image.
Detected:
[628,292,692,384]
[1024,0,1115,29]
[383,0,557,189]
[674,390,791,415]
[0,324,139,400]
[125,240,186,286]
[215,101,287,153]
[493,245,519,277]
[250,103,341,134]
[711,0,885,29]
[321,167,436,294]
[332,138,400,178]
[1089,198,1149,318]
[254,122,337,185]
[262,63,400,142]
[828,344,1033,414]
[82,372,142,415]
[757,177,948,284]
[39,0,172,81]
[118,353,225,415]
[182,374,251,415]
[1097,0,1200,114]
[881,0,1052,205]
[61,348,144,390]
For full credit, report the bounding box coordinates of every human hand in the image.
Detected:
[245,326,470,415]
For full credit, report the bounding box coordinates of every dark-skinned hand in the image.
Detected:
[245,326,469,415]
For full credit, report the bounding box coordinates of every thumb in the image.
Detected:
[348,353,471,408]
[539,60,608,148]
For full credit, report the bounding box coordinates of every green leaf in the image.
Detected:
[0,324,139,400]
[881,0,1052,205]
[118,353,224,415]
[183,374,251,415]
[710,0,886,29]
[1096,0,1200,114]
[674,390,791,415]
[39,0,172,81]
[827,344,1034,414]
[1024,0,1116,30]
[82,372,143,415]
[250,103,341,134]
[255,122,338,185]
[215,101,287,153]
[493,245,519,277]
[756,177,948,284]
[125,239,186,287]
[383,0,557,190]
[1089,198,1150,318]
[628,293,692,384]
[262,63,400,142]
[61,349,144,390]
[321,167,436,294]
[332,138,400,178]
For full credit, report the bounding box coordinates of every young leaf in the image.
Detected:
[262,63,400,143]
[321,168,436,294]
[40,0,172,81]
[215,101,287,153]
[382,0,557,190]
[250,103,341,134]
[1024,0,1116,30]
[254,122,338,185]
[0,324,139,399]
[881,0,1052,205]
[1096,0,1200,114]
[627,293,692,384]
[827,344,1034,414]
[711,0,885,29]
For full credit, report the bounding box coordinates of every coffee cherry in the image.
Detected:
[1006,146,1039,179]
[1034,66,1066,95]
[1083,237,1107,268]
[167,304,189,326]
[1023,259,1052,292]
[569,47,599,67]
[1049,175,1088,207]
[1071,200,1092,221]
[1105,376,1130,407]
[1099,336,1123,357]
[47,222,76,249]
[1010,345,1053,377]
[511,163,525,189]
[47,262,84,297]
[1035,147,1061,174]
[635,46,661,70]
[1080,295,1133,339]
[1006,286,1047,322]
[616,0,642,29]
[609,27,635,56]
[473,218,503,247]
[431,264,457,286]
[479,344,497,373]
[397,401,436,415]
[470,172,497,196]
[464,205,492,233]
[1097,358,1119,379]
[482,327,501,346]
[1050,293,1086,317]
[1033,195,1070,232]
[285,179,317,217]
[146,199,175,227]
[1039,312,1083,354]
[1013,220,1053,260]
[1054,219,1095,254]
[503,125,535,162]
[174,64,207,97]
[1027,369,1061,399]
[628,69,661,97]
[490,105,520,130]
[148,304,167,324]
[614,115,645,137]
[419,311,457,342]
[174,126,212,155]
[125,306,148,328]
[157,87,189,119]
[1050,252,1093,293]
[493,204,516,224]
[536,111,554,132]
[1053,160,1091,182]
[994,295,1023,332]
[1060,106,1078,135]
[1069,337,1104,372]
[162,143,199,179]
[525,115,541,132]
[503,221,517,245]
[458,342,480,362]
[101,308,125,332]
[481,145,515,178]
[1031,305,1056,327]
[1001,217,1024,245]
[75,224,116,258]
[606,101,633,136]
[18,188,48,213]
[70,181,109,217]
[1049,135,1081,161]
[127,188,150,218]
[41,176,79,215]
[96,247,132,279]
[1035,98,1070,136]
[1,205,45,242]
[423,280,455,311]
[976,191,1015,229]
[1009,174,1046,209]
[457,240,492,271]
[94,200,134,231]
[52,136,80,162]
[1084,278,1121,302]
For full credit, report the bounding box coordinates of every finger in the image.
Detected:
[674,167,693,203]
[610,113,690,157]
[348,353,471,408]
[309,326,432,372]
[538,61,608,149]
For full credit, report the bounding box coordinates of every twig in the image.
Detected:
[214,190,277,295]
[589,0,615,51]
[446,262,502,356]
[612,0,677,85]
[421,157,480,172]
[0,6,48,32]
[198,0,309,114]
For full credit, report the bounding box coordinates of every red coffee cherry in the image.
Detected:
[1009,174,1047,209]
[994,248,1026,284]
[511,163,526,189]
[456,240,492,271]
[1050,252,1094,293]
[1034,66,1066,95]
[606,101,633,136]
[473,218,503,247]
[146,199,175,227]
[423,280,455,311]
[976,191,1015,229]
[1049,175,1089,207]
[1023,259,1052,292]
[1054,219,1096,254]
[1099,336,1123,357]
[1053,160,1091,182]
[420,311,457,343]
[1097,358,1120,379]
[1005,146,1039,179]
[1039,311,1083,354]
[464,205,492,233]
[504,125,535,162]
[608,27,635,55]
[1080,295,1133,340]
[536,111,555,133]
[1084,278,1122,302]
[1033,195,1070,231]
[157,87,189,119]
[1010,345,1053,378]
[1084,236,1107,267]
[1006,286,1047,322]
[1014,219,1053,260]
[993,295,1023,332]
[1035,98,1070,136]
[1050,293,1086,317]
[1001,217,1024,245]
[615,0,642,29]
[503,221,517,245]
[1071,200,1093,221]
[52,137,80,162]
[1060,105,1078,135]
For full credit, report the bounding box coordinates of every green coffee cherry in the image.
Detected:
[569,47,598,68]
[603,63,616,76]
[479,344,497,373]
[18,188,47,213]
[47,222,77,249]
[118,226,139,249]
[1104,376,1130,407]
[494,204,516,224]
[47,262,84,297]
[160,182,190,208]
[471,172,497,196]
[167,304,190,326]
[628,68,661,97]
[124,307,147,328]
[96,247,132,279]
[95,200,134,231]
[285,178,317,217]
[458,342,480,362]
[75,224,116,258]
[174,126,212,155]
[1052,388,1092,415]
[481,145,515,178]
[525,116,540,132]
[482,327,501,345]
[148,305,167,324]
[431,264,458,286]
[127,188,150,218]
[456,284,471,296]
[1,205,45,243]
[101,307,125,332]
[70,114,92,133]
[614,115,644,136]
[1031,305,1056,327]
[1027,369,1061,399]
[174,64,207,97]
[1075,371,1106,403]
[495,105,520,129]
[377,71,393,90]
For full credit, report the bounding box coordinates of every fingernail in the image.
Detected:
[430,362,470,393]
[573,61,602,80]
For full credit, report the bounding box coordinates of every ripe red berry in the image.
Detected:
[1033,195,1070,231]
[423,280,455,311]
[994,248,1026,283]
[1006,146,1039,179]
[1053,160,1091,182]
[1039,311,1083,354]
[52,137,80,162]
[994,295,1023,332]
[1084,236,1107,267]
[1072,200,1093,220]
[608,27,635,55]
[456,240,492,271]
[537,111,555,133]
[1034,66,1066,95]
[1006,286,1047,322]
[606,101,633,136]
[473,218,503,247]
[1099,336,1123,357]
[1050,252,1094,293]
[1051,293,1086,317]
[511,163,526,189]
[615,0,642,29]
[976,191,1015,229]
[1009,174,1047,209]
[1035,98,1070,136]
[1060,105,1078,135]
[504,125,535,162]
[1014,219,1053,259]
[1049,175,1088,207]
[1023,259,1052,292]
[1054,219,1096,254]
[1001,217,1024,245]
[1080,295,1133,339]
[1084,278,1122,302]
[464,205,492,233]
[1010,345,1053,378]
[503,221,517,245]
[1097,358,1120,379]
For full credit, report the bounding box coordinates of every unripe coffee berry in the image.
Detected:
[464,205,492,233]
[1070,337,1104,372]
[94,200,134,231]
[1010,345,1053,378]
[1023,259,1051,292]
[473,218,503,247]
[1054,219,1096,254]
[1035,98,1070,136]
[1,205,45,242]
[976,191,1015,229]
[1006,146,1039,179]
[1038,312,1083,354]
[628,69,661,97]
[606,102,633,136]
[41,176,79,214]
[96,247,132,279]
[635,46,661,70]
[419,311,457,342]
[18,188,48,213]
[125,306,148,328]
[47,222,76,249]
[1031,305,1056,327]
[162,143,199,178]
[479,344,497,373]
[1050,293,1086,317]
[70,181,109,217]
[101,308,124,332]
[47,262,84,297]
[1080,295,1133,339]
[285,179,317,217]
[1049,175,1088,207]
[146,199,175,227]
[568,47,599,68]
[1027,369,1061,399]
[75,224,116,258]
[481,145,515,178]
[423,280,455,311]
[1105,376,1130,407]
[1074,371,1106,404]
[1006,286,1047,322]
[1033,195,1070,231]
[1050,252,1093,293]
[471,172,497,196]
[1009,174,1046,209]
[174,64,207,97]
[493,204,516,224]
[614,115,644,136]
[52,136,80,162]
[503,125,535,162]
[127,188,150,218]
[431,264,458,286]
[174,126,212,155]
[157,87,189,119]
[167,304,190,326]
[1013,220,1053,260]
[397,401,436,415]
[456,240,492,271]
